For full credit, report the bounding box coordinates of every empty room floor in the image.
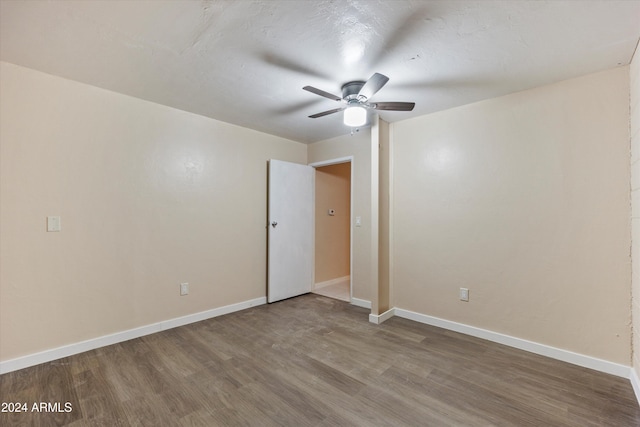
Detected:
[1,294,638,426]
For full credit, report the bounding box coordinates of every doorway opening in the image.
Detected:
[310,158,352,302]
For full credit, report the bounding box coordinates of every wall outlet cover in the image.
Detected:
[47,216,61,232]
[180,283,189,296]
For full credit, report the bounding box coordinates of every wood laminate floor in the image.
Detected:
[1,294,639,426]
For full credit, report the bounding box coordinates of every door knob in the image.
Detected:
[271,221,278,228]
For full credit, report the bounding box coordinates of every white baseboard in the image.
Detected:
[393,307,631,379]
[313,275,350,290]
[0,296,266,374]
[3,297,633,386]
[350,297,371,309]
[631,368,640,406]
[369,308,395,324]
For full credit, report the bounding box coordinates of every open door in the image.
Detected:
[268,159,314,303]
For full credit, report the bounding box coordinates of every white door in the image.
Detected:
[268,159,314,303]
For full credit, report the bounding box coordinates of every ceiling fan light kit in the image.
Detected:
[303,73,415,128]
[344,105,367,127]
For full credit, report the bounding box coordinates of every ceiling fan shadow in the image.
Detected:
[366,6,432,70]
[273,99,322,115]
[260,52,330,79]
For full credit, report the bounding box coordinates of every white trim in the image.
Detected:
[394,308,631,379]
[349,159,354,303]
[313,275,350,290]
[311,165,316,292]
[309,156,353,168]
[631,368,640,406]
[0,297,266,374]
[369,307,395,324]
[350,298,371,309]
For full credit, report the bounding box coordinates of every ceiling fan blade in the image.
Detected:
[309,107,345,118]
[358,73,389,100]
[303,86,342,101]
[371,102,415,111]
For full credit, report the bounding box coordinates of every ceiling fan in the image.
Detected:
[303,73,415,127]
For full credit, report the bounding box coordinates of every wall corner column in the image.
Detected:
[370,116,392,318]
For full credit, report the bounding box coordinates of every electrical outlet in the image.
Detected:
[180,283,189,296]
[47,216,61,232]
[459,287,469,302]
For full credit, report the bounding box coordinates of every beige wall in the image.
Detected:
[308,131,372,303]
[2,59,635,369]
[0,62,307,361]
[631,42,640,374]
[392,67,631,364]
[314,163,351,283]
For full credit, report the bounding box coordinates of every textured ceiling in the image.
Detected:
[1,0,639,143]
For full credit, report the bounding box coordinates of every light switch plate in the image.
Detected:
[47,216,61,232]
[180,283,189,296]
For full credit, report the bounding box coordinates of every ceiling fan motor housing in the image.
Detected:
[342,81,366,101]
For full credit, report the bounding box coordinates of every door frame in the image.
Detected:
[309,156,354,302]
